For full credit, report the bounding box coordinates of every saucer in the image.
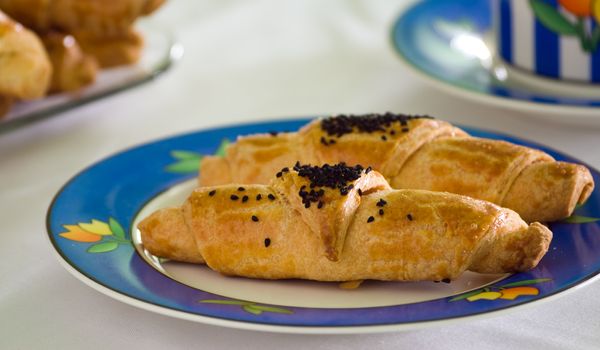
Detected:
[391,0,600,123]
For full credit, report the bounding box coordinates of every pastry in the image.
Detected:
[0,0,165,36]
[41,32,98,93]
[0,10,51,100]
[200,113,594,222]
[71,28,143,68]
[139,163,552,282]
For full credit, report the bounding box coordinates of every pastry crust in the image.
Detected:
[0,10,51,99]
[139,164,552,282]
[41,32,98,92]
[199,114,594,222]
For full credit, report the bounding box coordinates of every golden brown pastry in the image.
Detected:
[71,28,143,68]
[41,32,98,93]
[0,95,12,118]
[0,0,165,36]
[139,163,552,282]
[0,10,51,100]
[200,114,594,223]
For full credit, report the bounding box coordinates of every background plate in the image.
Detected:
[391,0,600,122]
[0,21,182,134]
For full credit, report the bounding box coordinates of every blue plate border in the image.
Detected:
[46,117,600,329]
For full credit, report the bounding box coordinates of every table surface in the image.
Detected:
[2,1,599,349]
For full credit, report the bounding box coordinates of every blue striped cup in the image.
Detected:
[497,0,600,83]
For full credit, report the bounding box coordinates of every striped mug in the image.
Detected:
[497,0,600,83]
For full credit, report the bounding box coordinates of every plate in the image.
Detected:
[46,118,600,334]
[391,0,600,123]
[0,21,183,134]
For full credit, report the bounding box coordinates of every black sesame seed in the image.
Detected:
[268,131,279,136]
[390,130,396,135]
[320,113,433,138]
[320,136,328,146]
[329,139,336,144]
[367,216,375,223]
[407,214,413,221]
[276,172,283,178]
[402,128,409,133]
[365,166,372,174]
[381,135,387,141]
[379,209,384,216]
[294,162,364,206]
[317,201,324,209]
[304,202,311,209]
[268,194,276,200]
[264,238,271,247]
[230,194,239,200]
[376,199,387,207]
[208,190,216,196]
[237,187,245,192]
[281,167,289,173]
[242,195,249,202]
[251,215,259,222]
[442,278,451,284]
[256,194,262,201]
[357,188,363,196]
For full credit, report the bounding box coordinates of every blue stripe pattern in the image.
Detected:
[534,0,560,78]
[593,22,600,83]
[499,0,513,63]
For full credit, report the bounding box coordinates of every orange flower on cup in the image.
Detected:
[59,218,130,253]
[531,0,600,52]
[559,0,592,17]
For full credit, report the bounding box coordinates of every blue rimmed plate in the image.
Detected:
[391,0,600,123]
[47,118,600,334]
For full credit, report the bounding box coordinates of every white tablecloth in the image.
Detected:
[1,1,599,349]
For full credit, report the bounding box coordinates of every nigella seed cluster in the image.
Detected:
[292,162,364,208]
[320,112,433,139]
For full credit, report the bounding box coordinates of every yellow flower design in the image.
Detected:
[450,278,551,302]
[59,218,130,253]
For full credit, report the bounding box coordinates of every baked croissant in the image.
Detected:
[41,32,98,93]
[0,10,51,100]
[139,163,552,282]
[0,0,165,37]
[200,114,594,223]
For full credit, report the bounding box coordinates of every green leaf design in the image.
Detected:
[200,299,251,306]
[530,0,577,35]
[166,158,202,173]
[592,26,600,52]
[249,305,293,314]
[449,289,485,302]
[109,218,126,239]
[87,241,119,253]
[500,278,552,288]
[563,215,600,224]
[215,139,231,157]
[171,150,202,160]
[243,305,263,315]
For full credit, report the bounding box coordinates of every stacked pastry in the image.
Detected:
[0,0,165,117]
[136,114,593,282]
